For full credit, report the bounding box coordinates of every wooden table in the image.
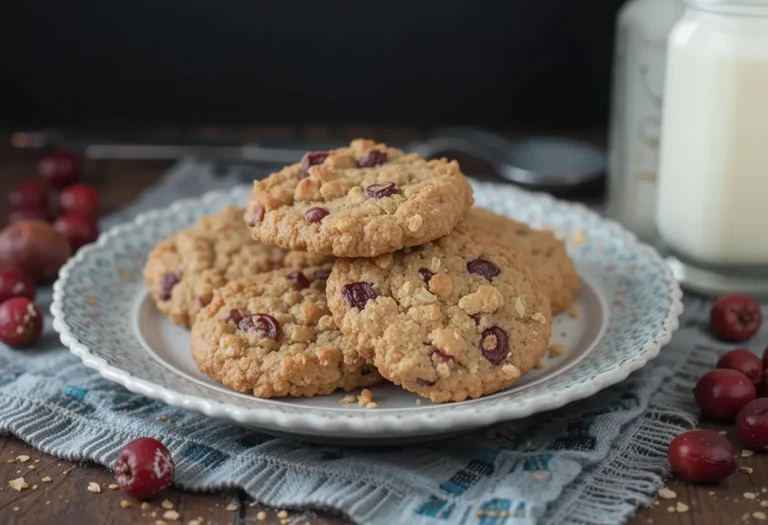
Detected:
[0,128,760,525]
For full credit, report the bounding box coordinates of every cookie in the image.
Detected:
[244,138,474,257]
[457,208,580,313]
[143,206,330,328]
[191,265,382,398]
[327,229,552,403]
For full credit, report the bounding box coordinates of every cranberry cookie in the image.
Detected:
[244,139,474,257]
[191,265,382,398]
[458,208,580,314]
[327,229,552,403]
[143,206,329,328]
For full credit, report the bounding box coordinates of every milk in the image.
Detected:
[656,3,768,267]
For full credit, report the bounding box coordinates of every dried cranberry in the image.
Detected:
[286,271,310,289]
[736,399,768,451]
[364,182,399,199]
[342,282,378,310]
[694,369,756,421]
[226,309,244,324]
[357,150,387,168]
[480,326,509,365]
[38,150,80,188]
[418,268,434,283]
[54,213,99,252]
[667,430,736,483]
[416,378,435,387]
[59,183,100,218]
[304,207,329,224]
[246,205,264,226]
[316,269,330,281]
[239,314,280,340]
[467,259,501,282]
[114,437,174,499]
[0,269,36,304]
[159,273,180,301]
[9,180,48,211]
[432,347,453,362]
[710,294,762,342]
[301,151,329,176]
[0,297,43,349]
[717,349,762,384]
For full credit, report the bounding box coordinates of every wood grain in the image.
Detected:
[0,128,758,525]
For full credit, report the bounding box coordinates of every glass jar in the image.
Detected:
[655,0,768,296]
[606,0,685,241]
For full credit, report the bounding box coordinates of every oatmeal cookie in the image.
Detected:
[457,208,580,313]
[244,139,474,257]
[191,265,381,398]
[143,206,329,328]
[327,229,551,403]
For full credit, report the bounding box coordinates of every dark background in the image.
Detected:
[4,1,624,130]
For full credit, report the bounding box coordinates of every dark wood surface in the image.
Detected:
[0,129,758,525]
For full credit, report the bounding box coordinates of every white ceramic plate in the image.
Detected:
[52,181,683,442]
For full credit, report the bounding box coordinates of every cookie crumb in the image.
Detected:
[13,506,19,512]
[163,510,180,520]
[755,512,767,521]
[31,484,38,491]
[142,502,151,510]
[257,511,267,521]
[156,521,168,525]
[548,344,566,358]
[277,510,289,519]
[568,306,581,318]
[745,492,758,500]
[658,488,676,499]
[120,500,132,509]
[534,360,544,369]
[742,450,755,458]
[339,394,356,404]
[666,506,675,513]
[27,465,35,470]
[6,458,15,464]
[531,312,547,324]
[357,389,373,407]
[42,476,52,483]
[87,482,101,493]
[676,502,689,513]
[761,501,768,508]
[161,500,174,510]
[8,477,28,491]
[416,399,423,405]
[718,430,727,435]
[365,402,378,409]
[225,503,238,511]
[189,518,204,525]
[108,483,119,490]
[708,491,715,496]
[16,455,30,463]
[740,466,754,474]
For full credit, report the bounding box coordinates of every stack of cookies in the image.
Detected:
[143,139,579,403]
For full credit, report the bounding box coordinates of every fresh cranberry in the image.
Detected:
[418,268,434,283]
[357,150,388,168]
[59,184,99,218]
[0,297,43,349]
[736,399,768,451]
[467,259,501,282]
[238,314,280,340]
[694,369,756,421]
[0,220,72,282]
[364,182,399,199]
[159,273,180,301]
[710,294,762,342]
[342,282,378,310]
[0,269,36,304]
[9,180,48,211]
[717,349,762,384]
[286,271,310,289]
[246,205,264,226]
[38,150,80,188]
[113,437,174,499]
[54,213,99,252]
[301,152,329,176]
[479,326,509,365]
[304,207,329,224]
[667,430,736,483]
[8,207,50,224]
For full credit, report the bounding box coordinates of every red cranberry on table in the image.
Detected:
[8,206,51,225]
[668,430,736,483]
[113,437,174,499]
[716,349,763,384]
[710,294,762,342]
[693,369,756,421]
[0,220,72,282]
[54,213,99,252]
[9,180,48,211]
[0,297,43,349]
[736,398,768,451]
[0,269,36,304]
[38,150,80,188]
[59,183,100,217]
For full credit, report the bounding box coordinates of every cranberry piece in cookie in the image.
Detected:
[304,207,329,224]
[357,150,388,168]
[159,273,180,301]
[246,205,264,226]
[365,182,399,199]
[226,309,244,324]
[342,282,377,310]
[432,347,453,363]
[418,267,434,283]
[301,152,329,176]
[239,314,281,340]
[286,271,310,289]
[480,326,509,365]
[467,259,501,282]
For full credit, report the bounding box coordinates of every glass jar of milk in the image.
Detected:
[656,0,768,296]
